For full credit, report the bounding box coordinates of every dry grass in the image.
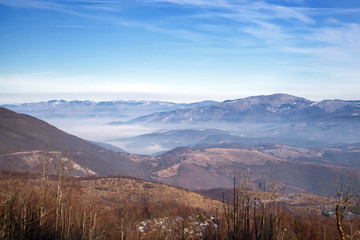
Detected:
[78,176,223,211]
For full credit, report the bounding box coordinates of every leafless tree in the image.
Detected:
[34,142,52,236]
[335,171,359,240]
[223,168,253,240]
[55,151,71,239]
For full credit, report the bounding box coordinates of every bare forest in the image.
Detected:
[1,168,359,240]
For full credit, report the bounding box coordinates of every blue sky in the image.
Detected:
[1,0,360,104]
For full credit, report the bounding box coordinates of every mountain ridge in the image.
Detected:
[124,93,360,124]
[1,99,218,120]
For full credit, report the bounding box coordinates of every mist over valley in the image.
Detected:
[3,94,360,155]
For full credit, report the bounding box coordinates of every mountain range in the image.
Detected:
[4,94,359,125]
[1,105,359,196]
[3,94,360,155]
[125,94,360,124]
[109,94,360,153]
[2,99,217,121]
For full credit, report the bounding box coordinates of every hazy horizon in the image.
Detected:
[2,92,360,106]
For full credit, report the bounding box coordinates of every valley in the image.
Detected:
[1,94,360,239]
[4,94,360,155]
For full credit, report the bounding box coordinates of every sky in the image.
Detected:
[1,0,360,104]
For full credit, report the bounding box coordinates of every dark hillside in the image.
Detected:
[0,107,149,178]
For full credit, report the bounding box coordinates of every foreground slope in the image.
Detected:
[78,176,223,211]
[0,107,148,178]
[0,172,224,239]
[3,172,354,239]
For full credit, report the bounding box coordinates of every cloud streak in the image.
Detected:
[0,0,356,49]
[1,0,360,101]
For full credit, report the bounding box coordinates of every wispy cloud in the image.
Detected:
[242,20,292,43]
[0,0,60,10]
[138,0,318,49]
[150,0,315,23]
[1,0,358,59]
[286,23,360,66]
[0,0,352,48]
[1,0,360,101]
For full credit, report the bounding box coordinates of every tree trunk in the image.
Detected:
[336,202,346,240]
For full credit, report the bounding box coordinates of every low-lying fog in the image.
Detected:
[43,117,360,156]
[45,117,175,155]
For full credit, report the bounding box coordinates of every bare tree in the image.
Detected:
[223,168,253,240]
[55,151,71,239]
[35,143,52,236]
[335,172,359,240]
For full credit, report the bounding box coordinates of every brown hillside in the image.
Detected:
[0,107,149,178]
[140,147,356,194]
[77,176,223,211]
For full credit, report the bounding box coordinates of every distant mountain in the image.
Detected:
[111,94,360,151]
[112,123,360,155]
[91,141,127,153]
[112,129,251,154]
[1,99,218,121]
[0,107,149,178]
[4,95,360,155]
[126,94,360,124]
